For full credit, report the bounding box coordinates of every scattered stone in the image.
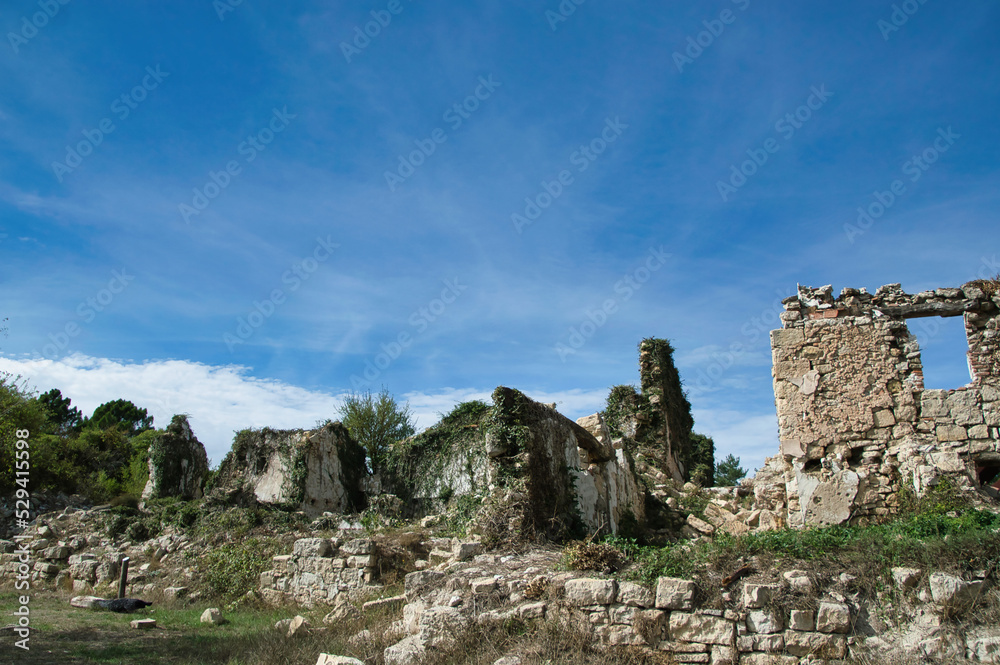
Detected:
[316,656,365,665]
[891,567,921,589]
[286,615,311,637]
[929,572,985,611]
[130,619,156,629]
[200,608,225,625]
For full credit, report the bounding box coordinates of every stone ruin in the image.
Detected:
[382,386,646,540]
[755,281,1000,527]
[141,415,209,501]
[211,422,368,517]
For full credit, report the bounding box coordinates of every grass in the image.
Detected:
[623,504,1000,594]
[1,589,672,665]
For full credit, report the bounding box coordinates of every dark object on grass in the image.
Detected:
[95,598,152,613]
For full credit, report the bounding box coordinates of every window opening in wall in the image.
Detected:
[975,458,1000,491]
[908,315,972,389]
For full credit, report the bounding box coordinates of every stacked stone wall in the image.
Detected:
[764,282,1000,527]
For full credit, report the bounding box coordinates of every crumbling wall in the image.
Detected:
[486,387,645,539]
[762,282,1000,527]
[213,422,367,516]
[383,388,645,538]
[141,415,209,501]
[603,338,695,484]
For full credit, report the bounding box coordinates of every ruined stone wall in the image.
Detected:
[213,422,368,517]
[604,338,694,484]
[764,282,1000,527]
[142,415,209,501]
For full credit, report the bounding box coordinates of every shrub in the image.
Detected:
[562,540,626,573]
[202,538,278,601]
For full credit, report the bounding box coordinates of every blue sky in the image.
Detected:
[2,0,998,471]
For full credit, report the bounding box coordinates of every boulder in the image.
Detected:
[929,572,984,610]
[200,608,225,625]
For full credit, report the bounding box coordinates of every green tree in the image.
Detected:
[715,454,748,486]
[337,388,416,474]
[0,373,48,493]
[85,399,153,436]
[687,432,715,486]
[38,388,82,434]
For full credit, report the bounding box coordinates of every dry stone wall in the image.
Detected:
[762,282,1000,527]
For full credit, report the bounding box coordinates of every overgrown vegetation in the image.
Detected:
[202,537,281,603]
[0,375,157,501]
[626,480,1000,593]
[964,273,1000,297]
[383,399,489,506]
[336,387,416,474]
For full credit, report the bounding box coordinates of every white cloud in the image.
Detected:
[0,354,342,466]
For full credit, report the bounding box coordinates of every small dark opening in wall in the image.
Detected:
[977,462,1000,490]
[909,316,972,389]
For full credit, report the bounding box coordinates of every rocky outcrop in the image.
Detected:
[212,422,367,516]
[141,415,209,501]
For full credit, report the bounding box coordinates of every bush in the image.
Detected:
[202,538,278,601]
[562,540,626,573]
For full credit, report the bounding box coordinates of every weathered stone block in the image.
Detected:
[742,583,777,609]
[565,578,617,606]
[788,609,814,631]
[783,630,847,658]
[669,613,735,645]
[617,581,653,608]
[936,424,967,442]
[655,577,695,610]
[294,538,333,558]
[891,567,921,589]
[815,601,850,633]
[929,572,984,610]
[710,645,735,665]
[746,610,783,634]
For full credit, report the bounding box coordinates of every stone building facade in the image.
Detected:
[761,282,1000,527]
